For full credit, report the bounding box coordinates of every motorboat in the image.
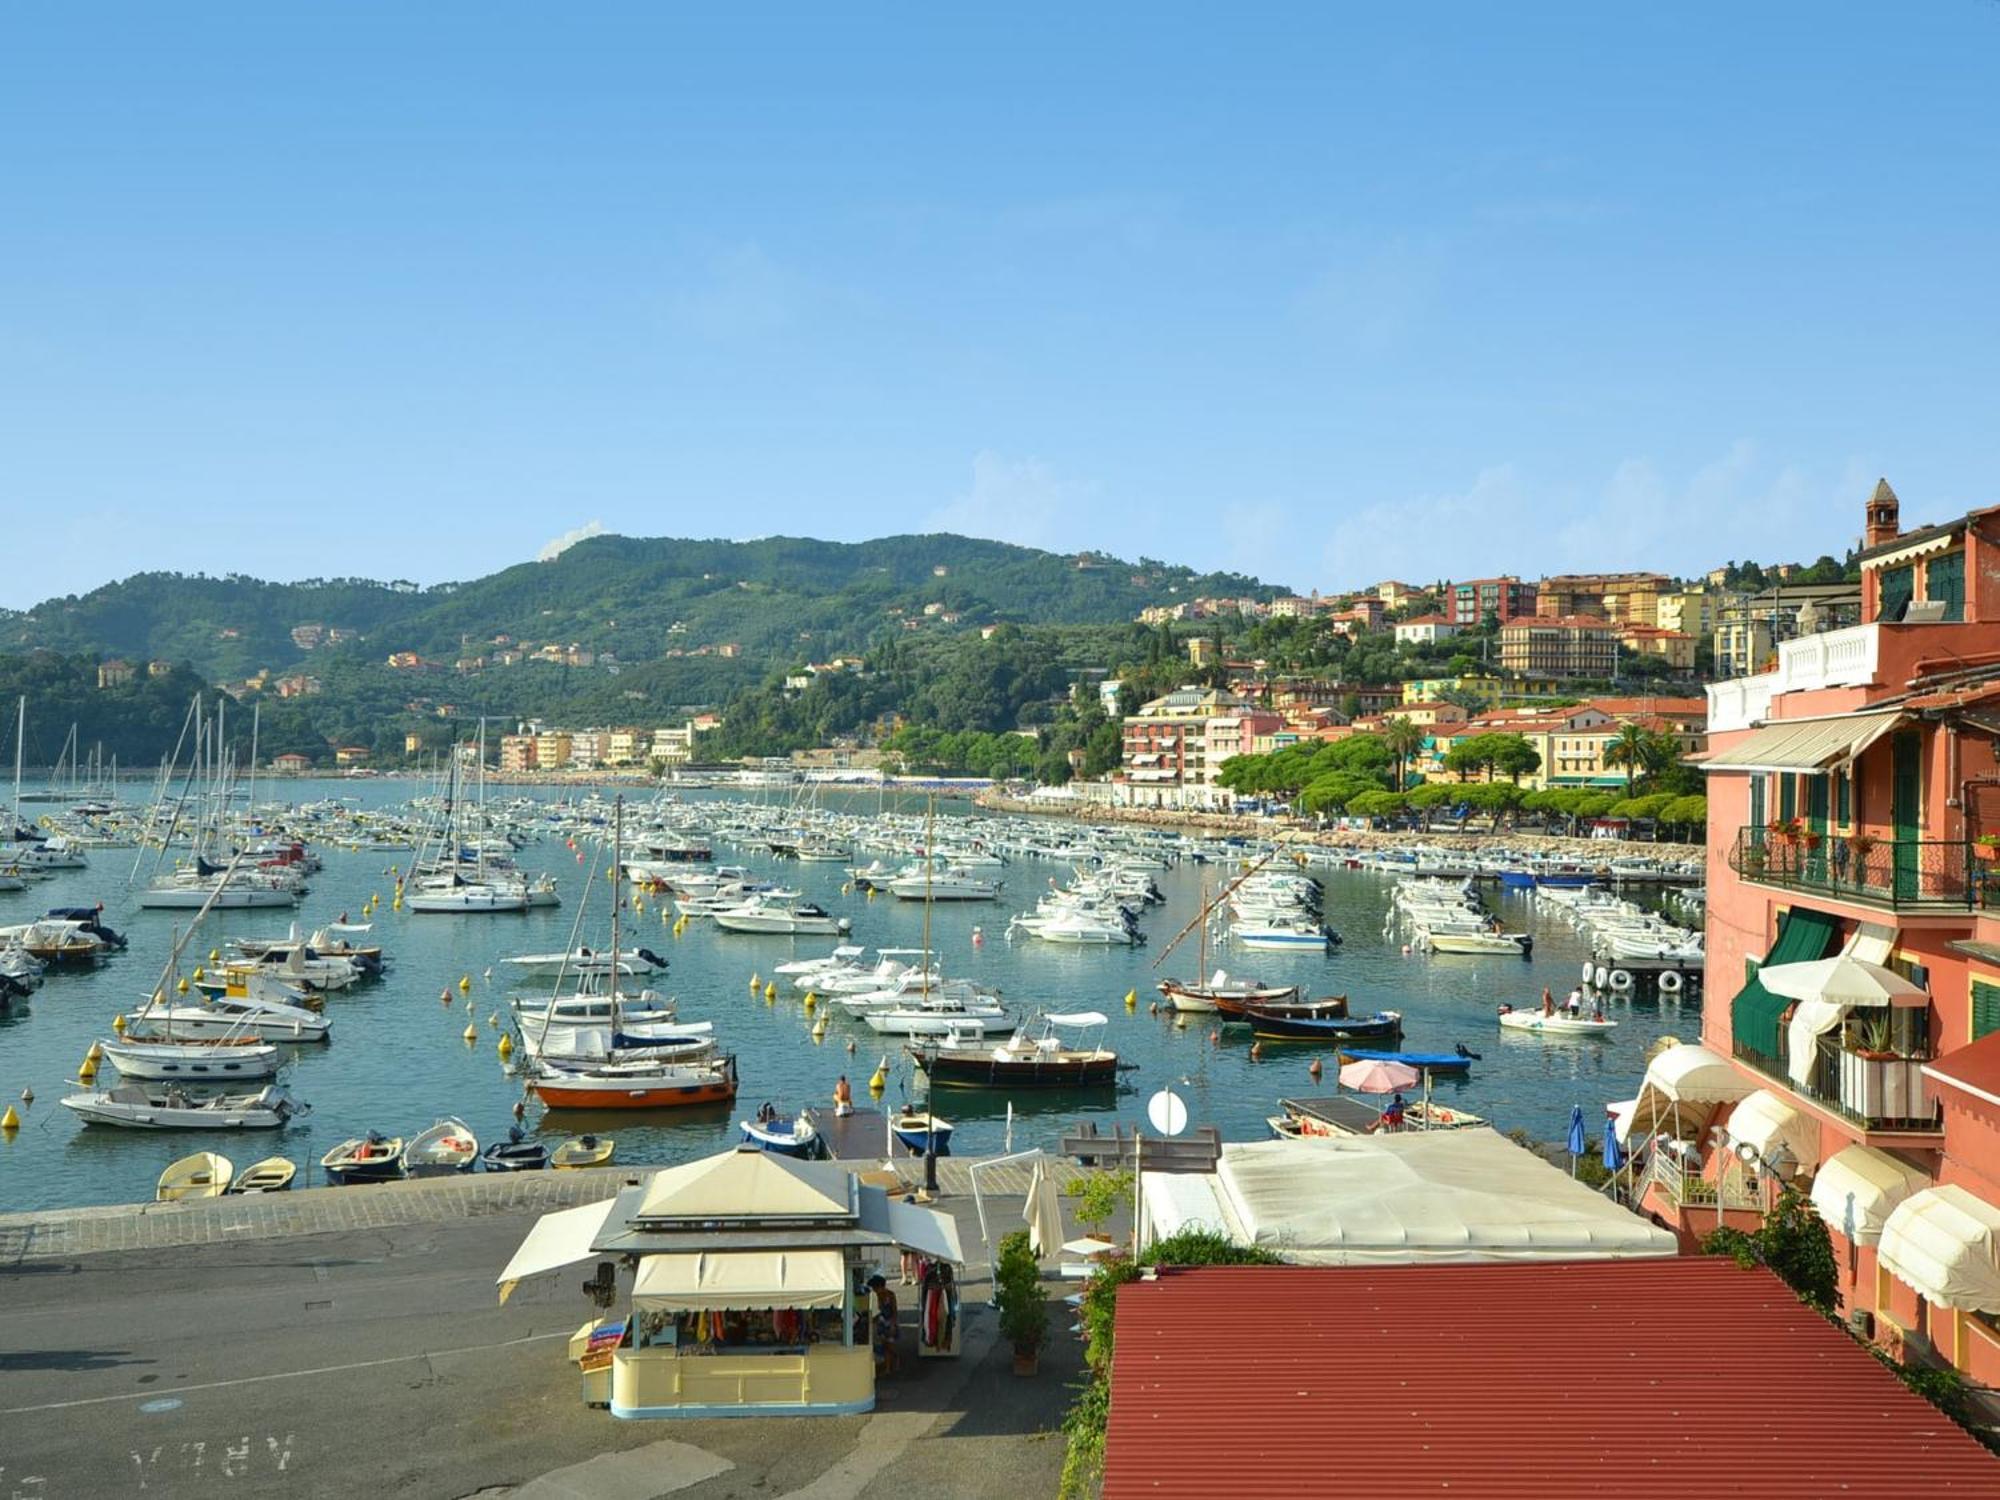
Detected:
[229,1157,297,1193]
[62,1083,300,1130]
[100,1036,282,1082]
[1232,921,1335,952]
[912,1011,1125,1089]
[321,1132,408,1185]
[551,1134,615,1169]
[740,1107,819,1157]
[887,868,1001,901]
[404,1118,479,1177]
[157,1151,234,1201]
[712,897,851,936]
[501,946,666,979]
[1498,1008,1618,1037]
[481,1128,550,1172]
[1423,929,1534,957]
[862,998,1017,1037]
[889,1109,954,1156]
[123,993,330,1043]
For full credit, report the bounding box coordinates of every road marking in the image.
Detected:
[0,1330,571,1416]
[138,1398,183,1413]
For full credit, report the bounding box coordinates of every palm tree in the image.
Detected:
[1603,722,1654,796]
[1382,716,1425,791]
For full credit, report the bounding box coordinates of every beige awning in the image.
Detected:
[495,1198,617,1304]
[1879,1185,2000,1313]
[1620,1045,1757,1143]
[1701,710,1904,773]
[1723,1090,1817,1176]
[631,1249,848,1311]
[888,1198,965,1265]
[1809,1145,1928,1247]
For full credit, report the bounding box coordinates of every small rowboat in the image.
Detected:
[551,1134,616,1169]
[889,1109,954,1156]
[157,1150,233,1201]
[1237,1006,1403,1043]
[741,1109,818,1158]
[1498,1009,1618,1037]
[481,1129,550,1171]
[321,1132,406,1185]
[229,1157,297,1193]
[405,1118,479,1177]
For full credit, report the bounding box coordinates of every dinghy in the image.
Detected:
[404,1118,478,1177]
[229,1156,296,1193]
[480,1128,549,1172]
[740,1106,819,1157]
[551,1133,616,1169]
[157,1150,234,1201]
[320,1131,406,1185]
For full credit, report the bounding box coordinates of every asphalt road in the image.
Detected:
[0,1208,1074,1500]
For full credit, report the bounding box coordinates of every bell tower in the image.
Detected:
[1864,478,1900,548]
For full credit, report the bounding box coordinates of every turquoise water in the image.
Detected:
[0,782,1699,1210]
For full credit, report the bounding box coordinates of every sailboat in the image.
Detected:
[407,727,532,912]
[1153,857,1299,1013]
[3,698,89,872]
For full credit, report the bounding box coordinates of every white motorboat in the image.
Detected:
[887,869,1001,901]
[861,997,1017,1036]
[1232,922,1331,951]
[100,1036,283,1082]
[712,897,851,936]
[501,946,666,979]
[1498,1009,1618,1037]
[1423,929,1534,956]
[123,995,330,1043]
[62,1083,300,1129]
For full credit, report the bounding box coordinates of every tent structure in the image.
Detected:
[1143,1130,1676,1265]
[631,1249,848,1311]
[1618,1044,1756,1143]
[496,1198,619,1304]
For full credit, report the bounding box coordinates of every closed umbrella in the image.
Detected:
[1338,1059,1419,1095]
[1566,1103,1586,1176]
[1601,1113,1625,1173]
[1024,1157,1064,1258]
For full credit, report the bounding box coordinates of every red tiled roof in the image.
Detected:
[1102,1260,2000,1499]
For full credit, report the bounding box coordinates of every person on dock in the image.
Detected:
[833,1075,854,1117]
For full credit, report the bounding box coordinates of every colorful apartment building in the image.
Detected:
[1658,481,2000,1385]
[1497,615,1618,679]
[1449,576,1536,626]
[1617,623,1697,673]
[1115,686,1254,810]
[1535,571,1673,626]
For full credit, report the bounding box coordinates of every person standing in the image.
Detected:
[867,1273,899,1374]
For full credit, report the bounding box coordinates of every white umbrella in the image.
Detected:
[1756,956,1927,1007]
[1025,1157,1065,1258]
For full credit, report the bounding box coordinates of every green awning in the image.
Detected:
[1731,908,1843,1062]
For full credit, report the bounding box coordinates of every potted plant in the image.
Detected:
[993,1230,1049,1376]
[1847,831,1878,860]
[1977,834,2000,863]
[1802,830,1823,853]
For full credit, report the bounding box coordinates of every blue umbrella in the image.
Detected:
[1602,1114,1625,1173]
[1566,1104,1586,1175]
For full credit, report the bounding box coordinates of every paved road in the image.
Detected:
[0,1203,1076,1500]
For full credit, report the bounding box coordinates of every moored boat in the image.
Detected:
[229,1156,297,1193]
[157,1150,234,1201]
[551,1133,616,1169]
[889,1109,954,1156]
[321,1131,407,1185]
[62,1083,299,1130]
[1235,1005,1403,1043]
[740,1107,818,1157]
[913,1011,1124,1089]
[1336,1047,1475,1076]
[481,1128,550,1171]
[1497,1007,1618,1037]
[404,1117,479,1177]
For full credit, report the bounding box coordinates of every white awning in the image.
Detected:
[1622,1045,1755,1141]
[1809,1145,1928,1247]
[1879,1185,2000,1313]
[1723,1090,1817,1176]
[1701,710,1905,773]
[495,1198,617,1303]
[1046,1011,1107,1027]
[631,1249,848,1311]
[887,1198,965,1265]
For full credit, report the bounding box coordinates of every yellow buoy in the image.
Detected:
[803,991,817,1011]
[176,977,190,994]
[749,974,761,993]
[811,1015,828,1042]
[462,1024,478,1042]
[867,887,876,900]
[497,1034,515,1059]
[208,948,220,963]
[1125,988,1137,1009]
[392,898,401,911]
[85,1041,103,1063]
[192,967,203,981]
[0,1105,17,1132]
[112,1014,127,1034]
[764,982,776,1001]
[78,1057,97,1082]
[458,975,471,992]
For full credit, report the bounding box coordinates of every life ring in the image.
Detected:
[1609,969,1634,991]
[1659,970,1684,994]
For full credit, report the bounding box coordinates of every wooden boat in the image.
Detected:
[551,1133,616,1169]
[740,1109,818,1157]
[320,1132,407,1185]
[157,1150,233,1201]
[1498,1008,1618,1037]
[912,1012,1124,1090]
[1401,1100,1485,1130]
[481,1129,550,1171]
[531,1055,739,1110]
[890,1109,954,1156]
[230,1157,297,1193]
[1236,1006,1403,1043]
[62,1083,298,1130]
[1337,1048,1475,1077]
[1213,992,1348,1023]
[1158,974,1302,1015]
[404,1117,479,1177]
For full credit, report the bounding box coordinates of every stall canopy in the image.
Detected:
[1700,710,1905,773]
[887,1198,964,1265]
[495,1198,618,1304]
[1809,1145,1929,1247]
[1724,1090,1818,1176]
[1879,1185,2000,1314]
[1620,1044,1757,1142]
[1730,909,1843,1065]
[634,1149,854,1225]
[632,1249,848,1311]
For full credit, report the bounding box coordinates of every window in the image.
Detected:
[1750,775,1766,831]
[1836,768,1850,827]
[1927,550,1965,622]
[1879,564,1916,622]
[1975,979,2000,1041]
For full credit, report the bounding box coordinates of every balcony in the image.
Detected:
[1728,825,1980,912]
[1736,1037,1940,1135]
[1642,1147,1762,1214]
[1707,623,1880,733]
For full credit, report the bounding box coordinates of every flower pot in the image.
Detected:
[1012,1348,1040,1377]
[1978,845,2000,863]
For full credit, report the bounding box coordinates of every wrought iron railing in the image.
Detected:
[1734,1038,1941,1134]
[1729,825,1977,909]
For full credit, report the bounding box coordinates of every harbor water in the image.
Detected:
[0,782,1701,1211]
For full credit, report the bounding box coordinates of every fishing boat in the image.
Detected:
[320,1132,407,1185]
[890,1109,954,1156]
[913,1012,1125,1089]
[740,1107,819,1157]
[62,1083,299,1130]
[404,1118,479,1177]
[481,1128,550,1171]
[551,1133,615,1169]
[1337,1047,1475,1076]
[99,1036,282,1082]
[229,1157,297,1193]
[1158,972,1302,1015]
[1498,1007,1618,1037]
[157,1151,234,1201]
[1235,1004,1404,1044]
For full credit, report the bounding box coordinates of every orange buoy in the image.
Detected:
[1309,1056,1323,1079]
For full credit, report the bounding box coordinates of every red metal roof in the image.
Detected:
[1103,1260,2000,1498]
[1926,1028,2000,1115]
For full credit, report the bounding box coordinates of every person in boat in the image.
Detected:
[1497,1002,1513,1016]
[757,1101,778,1126]
[867,1273,899,1374]
[1565,987,1584,1016]
[833,1075,854,1117]
[1541,987,1556,1017]
[1591,998,1607,1022]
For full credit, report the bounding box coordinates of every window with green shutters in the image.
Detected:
[1975,979,2000,1041]
[1750,776,1766,831]
[1836,769,1850,827]
[1880,564,1916,622]
[1927,550,1965,622]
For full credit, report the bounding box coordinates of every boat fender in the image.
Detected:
[1581,961,1595,983]
[1609,969,1633,991]
[1658,970,1683,994]
[1593,966,1609,989]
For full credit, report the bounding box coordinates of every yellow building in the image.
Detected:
[1655,587,1737,639]
[499,734,538,772]
[535,732,574,770]
[1617,624,1696,672]
[1402,675,1505,706]
[497,1149,963,1420]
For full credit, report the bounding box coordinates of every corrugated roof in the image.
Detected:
[1102,1260,2000,1499]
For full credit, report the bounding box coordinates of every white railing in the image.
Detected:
[1707,675,1779,735]
[1707,624,1881,733]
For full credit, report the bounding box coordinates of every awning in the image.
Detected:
[1732,908,1843,1063]
[1809,1145,1928,1247]
[1621,1045,1757,1143]
[631,1249,848,1312]
[1723,1090,1817,1176]
[887,1198,965,1265]
[1879,1185,2000,1313]
[1701,710,1905,773]
[495,1198,617,1304]
[1864,529,1957,572]
[1783,927,1909,1083]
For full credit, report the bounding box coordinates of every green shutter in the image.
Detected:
[1927,550,1965,623]
[1974,979,2000,1041]
[1881,564,1916,622]
[1750,776,1766,831]
[1779,776,1796,822]
[1836,770,1850,827]
[1731,907,1843,1064]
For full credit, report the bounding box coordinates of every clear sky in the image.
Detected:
[3,3,1997,606]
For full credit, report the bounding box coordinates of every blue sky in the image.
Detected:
[3,3,1997,605]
